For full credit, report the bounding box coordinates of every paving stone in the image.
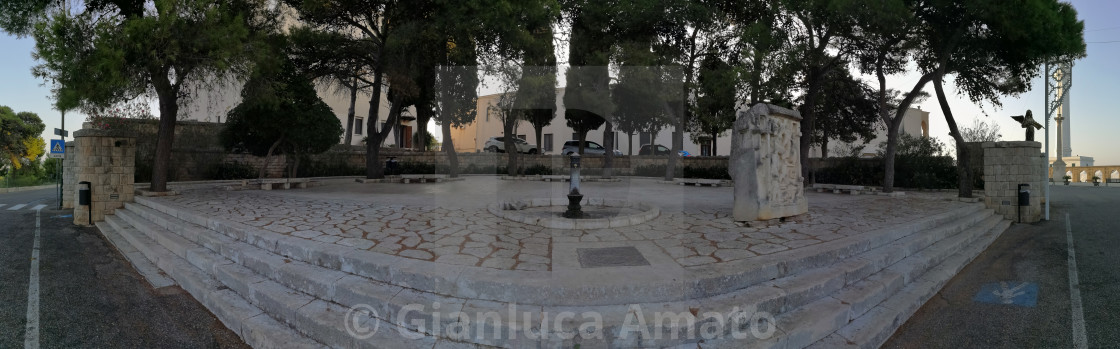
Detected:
[678,256,718,266]
[435,254,479,266]
[714,249,757,261]
[461,247,493,259]
[480,258,517,270]
[399,249,434,260]
[514,262,548,271]
[750,243,790,255]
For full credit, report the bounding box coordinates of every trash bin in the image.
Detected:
[78,181,92,225]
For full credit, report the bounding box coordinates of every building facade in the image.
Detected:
[451,89,737,156]
[807,107,930,158]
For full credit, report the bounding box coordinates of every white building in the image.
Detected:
[451,89,737,156]
[807,107,930,158]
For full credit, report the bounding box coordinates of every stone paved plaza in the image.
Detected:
[154,177,968,272]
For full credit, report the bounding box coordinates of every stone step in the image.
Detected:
[98,215,329,349]
[116,198,1000,348]
[132,196,986,306]
[805,219,1010,349]
[698,213,1007,349]
[111,209,462,349]
[95,220,177,289]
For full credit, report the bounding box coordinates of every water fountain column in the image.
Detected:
[563,153,583,218]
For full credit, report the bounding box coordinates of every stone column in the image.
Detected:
[730,103,807,222]
[982,141,1043,223]
[72,129,136,226]
[1052,116,1066,182]
[62,142,77,209]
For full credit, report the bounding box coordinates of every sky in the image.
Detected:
[2,0,1118,164]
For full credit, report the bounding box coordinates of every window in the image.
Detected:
[700,139,712,156]
[572,133,579,141]
[543,134,553,152]
[355,119,363,135]
[517,134,526,141]
[640,132,652,146]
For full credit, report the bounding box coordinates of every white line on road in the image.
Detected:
[29,204,46,211]
[0,204,6,208]
[23,207,43,349]
[1066,212,1088,349]
[8,204,26,210]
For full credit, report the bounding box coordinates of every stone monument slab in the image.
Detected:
[729,103,808,222]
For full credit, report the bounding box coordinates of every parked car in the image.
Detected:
[562,140,623,156]
[483,137,539,154]
[638,144,690,157]
[638,144,671,156]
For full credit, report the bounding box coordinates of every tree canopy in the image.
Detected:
[0,106,46,169]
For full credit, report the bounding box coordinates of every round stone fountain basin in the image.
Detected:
[487,198,660,229]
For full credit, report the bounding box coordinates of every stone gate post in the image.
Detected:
[982,141,1043,223]
[72,129,136,226]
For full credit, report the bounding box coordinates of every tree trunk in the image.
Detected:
[820,137,829,159]
[150,74,179,192]
[711,131,718,157]
[258,137,283,179]
[881,71,935,192]
[343,76,358,146]
[442,120,459,177]
[534,125,544,156]
[933,73,972,198]
[627,132,633,155]
[799,69,822,187]
[577,130,587,154]
[503,117,518,176]
[365,68,385,179]
[603,121,614,178]
[416,99,432,151]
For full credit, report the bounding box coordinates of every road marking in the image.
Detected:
[1066,213,1087,349]
[8,204,26,210]
[0,204,6,208]
[973,281,1038,307]
[29,204,46,211]
[24,207,42,349]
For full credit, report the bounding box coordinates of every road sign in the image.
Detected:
[50,139,65,155]
[54,128,68,137]
[48,153,64,159]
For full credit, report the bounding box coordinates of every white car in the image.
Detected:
[484,137,539,154]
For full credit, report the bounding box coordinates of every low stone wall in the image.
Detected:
[154,146,733,180]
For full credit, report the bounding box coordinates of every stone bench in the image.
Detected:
[1107,178,1120,186]
[813,183,873,195]
[400,174,447,183]
[673,178,729,187]
[257,178,310,190]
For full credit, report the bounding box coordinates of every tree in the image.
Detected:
[563,0,618,157]
[0,106,45,169]
[26,0,273,192]
[849,0,924,193]
[689,49,738,156]
[802,65,879,160]
[284,0,400,179]
[221,53,343,179]
[915,0,1085,197]
[960,119,1002,143]
[784,0,862,186]
[287,27,374,147]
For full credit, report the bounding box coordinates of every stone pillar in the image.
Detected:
[62,142,77,209]
[982,141,1043,223]
[730,103,808,222]
[72,129,136,226]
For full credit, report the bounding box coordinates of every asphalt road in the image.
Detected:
[885,184,1120,348]
[0,188,247,349]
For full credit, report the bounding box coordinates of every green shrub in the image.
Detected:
[522,164,553,176]
[683,166,730,180]
[209,161,257,180]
